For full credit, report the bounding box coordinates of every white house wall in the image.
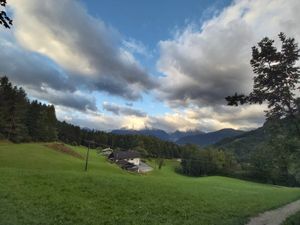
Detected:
[128,158,140,166]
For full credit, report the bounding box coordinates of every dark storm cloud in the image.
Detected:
[10,0,157,100]
[103,102,147,117]
[31,89,98,112]
[0,34,98,112]
[0,35,74,92]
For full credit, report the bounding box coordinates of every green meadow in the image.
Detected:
[282,211,300,225]
[1,142,300,225]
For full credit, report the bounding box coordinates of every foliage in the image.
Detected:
[282,211,300,225]
[180,147,239,177]
[155,158,165,170]
[215,117,300,186]
[224,33,300,186]
[1,142,300,225]
[0,0,12,28]
[226,32,300,123]
[0,76,57,142]
[57,120,183,159]
[0,77,28,142]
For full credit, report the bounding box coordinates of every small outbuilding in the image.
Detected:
[101,147,113,156]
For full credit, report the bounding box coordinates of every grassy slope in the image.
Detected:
[282,211,300,225]
[1,143,300,225]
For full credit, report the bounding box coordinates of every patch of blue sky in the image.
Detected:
[81,0,232,50]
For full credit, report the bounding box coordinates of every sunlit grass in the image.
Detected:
[1,142,300,225]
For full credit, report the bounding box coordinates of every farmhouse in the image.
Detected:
[108,150,153,173]
[108,150,140,166]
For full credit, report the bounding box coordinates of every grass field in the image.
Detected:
[1,142,300,225]
[282,211,300,225]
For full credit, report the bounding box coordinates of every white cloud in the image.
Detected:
[152,0,300,131]
[157,0,300,107]
[56,102,264,133]
[122,38,149,56]
[56,106,149,132]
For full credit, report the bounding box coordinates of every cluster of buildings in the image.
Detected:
[100,148,152,173]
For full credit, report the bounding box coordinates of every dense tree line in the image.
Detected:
[247,118,300,186]
[215,117,300,186]
[0,76,57,142]
[57,120,182,158]
[180,144,239,176]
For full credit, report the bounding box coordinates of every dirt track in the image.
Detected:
[246,199,300,225]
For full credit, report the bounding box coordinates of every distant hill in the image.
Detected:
[176,129,245,147]
[214,116,299,162]
[111,128,244,146]
[213,128,265,162]
[169,130,205,142]
[111,128,170,141]
[111,128,204,142]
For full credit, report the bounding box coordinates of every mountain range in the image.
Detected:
[111,128,244,146]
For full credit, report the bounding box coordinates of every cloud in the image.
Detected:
[122,38,149,56]
[146,104,265,132]
[0,33,98,112]
[0,33,73,92]
[30,88,98,112]
[3,0,297,132]
[58,101,264,133]
[8,0,157,100]
[56,106,148,132]
[103,102,147,117]
[157,0,300,108]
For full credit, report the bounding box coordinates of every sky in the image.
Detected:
[1,0,300,132]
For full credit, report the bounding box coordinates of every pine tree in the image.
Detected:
[0,0,12,28]
[45,105,57,141]
[226,32,300,129]
[0,77,29,142]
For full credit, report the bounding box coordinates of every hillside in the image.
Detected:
[111,128,204,142]
[214,117,300,162]
[214,127,265,161]
[169,130,205,142]
[1,142,300,225]
[176,128,245,146]
[111,128,243,146]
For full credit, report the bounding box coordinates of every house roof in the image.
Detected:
[110,150,140,160]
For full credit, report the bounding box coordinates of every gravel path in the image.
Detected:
[246,199,300,225]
